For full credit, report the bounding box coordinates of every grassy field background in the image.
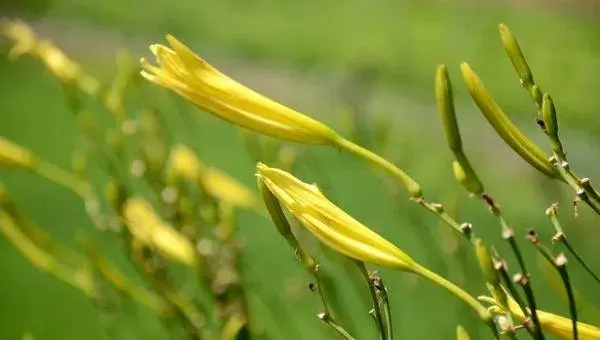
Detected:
[1,1,600,339]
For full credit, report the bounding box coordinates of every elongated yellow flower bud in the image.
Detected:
[0,136,37,169]
[122,197,197,267]
[436,65,462,154]
[460,63,559,179]
[257,162,418,270]
[436,64,484,195]
[141,35,340,145]
[168,145,257,209]
[474,239,507,308]
[498,23,534,89]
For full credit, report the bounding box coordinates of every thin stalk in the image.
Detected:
[334,138,421,198]
[0,211,97,298]
[528,230,578,340]
[355,261,386,340]
[411,265,499,339]
[373,275,393,340]
[546,204,600,285]
[559,236,600,285]
[260,183,354,337]
[556,254,578,340]
[337,137,477,244]
[35,162,90,197]
[553,161,600,216]
[318,313,357,340]
[514,272,545,340]
[580,178,600,205]
[494,259,536,337]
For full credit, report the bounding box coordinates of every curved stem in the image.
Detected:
[35,162,90,197]
[334,138,422,198]
[409,264,498,339]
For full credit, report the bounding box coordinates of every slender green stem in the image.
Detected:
[515,273,545,340]
[260,184,354,336]
[318,313,357,340]
[556,254,578,340]
[560,236,600,285]
[493,259,538,338]
[495,260,529,319]
[81,236,169,316]
[0,211,97,298]
[35,162,90,197]
[355,261,386,340]
[374,276,393,340]
[335,137,422,198]
[336,137,478,245]
[546,205,600,285]
[411,265,499,339]
[580,178,600,206]
[528,229,578,340]
[554,161,600,216]
[503,228,528,279]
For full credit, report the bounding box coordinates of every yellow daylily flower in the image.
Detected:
[122,197,197,267]
[256,163,415,269]
[140,35,340,144]
[0,137,37,169]
[257,163,493,325]
[504,294,600,340]
[168,145,257,209]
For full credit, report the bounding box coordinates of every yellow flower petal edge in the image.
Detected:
[140,35,340,145]
[256,162,415,269]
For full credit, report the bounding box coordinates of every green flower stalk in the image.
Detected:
[0,136,89,196]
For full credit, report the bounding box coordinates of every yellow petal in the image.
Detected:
[256,163,415,270]
[141,36,340,144]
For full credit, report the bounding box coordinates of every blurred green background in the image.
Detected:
[1,0,600,339]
